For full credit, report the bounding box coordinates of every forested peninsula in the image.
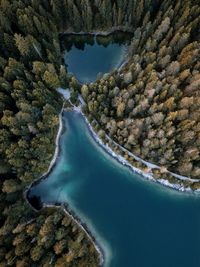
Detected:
[0,0,200,266]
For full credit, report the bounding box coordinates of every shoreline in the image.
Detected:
[60,27,134,37]
[58,88,200,193]
[24,106,65,195]
[42,202,105,266]
[60,27,134,78]
[58,30,200,188]
[25,24,199,266]
[25,106,105,267]
[25,104,200,267]
[78,109,200,194]
[105,133,199,183]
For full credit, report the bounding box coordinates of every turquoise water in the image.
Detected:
[28,111,200,267]
[61,33,132,83]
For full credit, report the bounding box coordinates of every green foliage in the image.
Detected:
[0,0,199,266]
[80,0,200,178]
[0,0,100,266]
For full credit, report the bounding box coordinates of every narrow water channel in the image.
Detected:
[28,111,200,267]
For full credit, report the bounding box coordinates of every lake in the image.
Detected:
[60,32,133,83]
[28,111,200,267]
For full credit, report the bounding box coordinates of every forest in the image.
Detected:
[81,0,200,184]
[0,0,199,266]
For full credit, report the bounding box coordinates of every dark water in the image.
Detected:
[60,32,133,83]
[28,111,200,267]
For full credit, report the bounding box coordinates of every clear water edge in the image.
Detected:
[28,111,200,267]
[28,33,200,267]
[62,33,131,84]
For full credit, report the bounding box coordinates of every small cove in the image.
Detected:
[28,111,200,267]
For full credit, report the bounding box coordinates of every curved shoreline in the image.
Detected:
[105,133,200,183]
[58,88,200,192]
[26,26,199,267]
[23,28,130,267]
[25,107,105,267]
[61,27,134,37]
[60,28,133,79]
[81,111,200,193]
[57,100,200,194]
[43,202,105,267]
[80,112,181,190]
[59,32,200,187]
[25,105,200,267]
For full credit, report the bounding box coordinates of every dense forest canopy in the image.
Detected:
[0,0,199,266]
[80,0,200,183]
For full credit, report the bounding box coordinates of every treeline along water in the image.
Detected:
[28,111,200,267]
[60,32,133,83]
